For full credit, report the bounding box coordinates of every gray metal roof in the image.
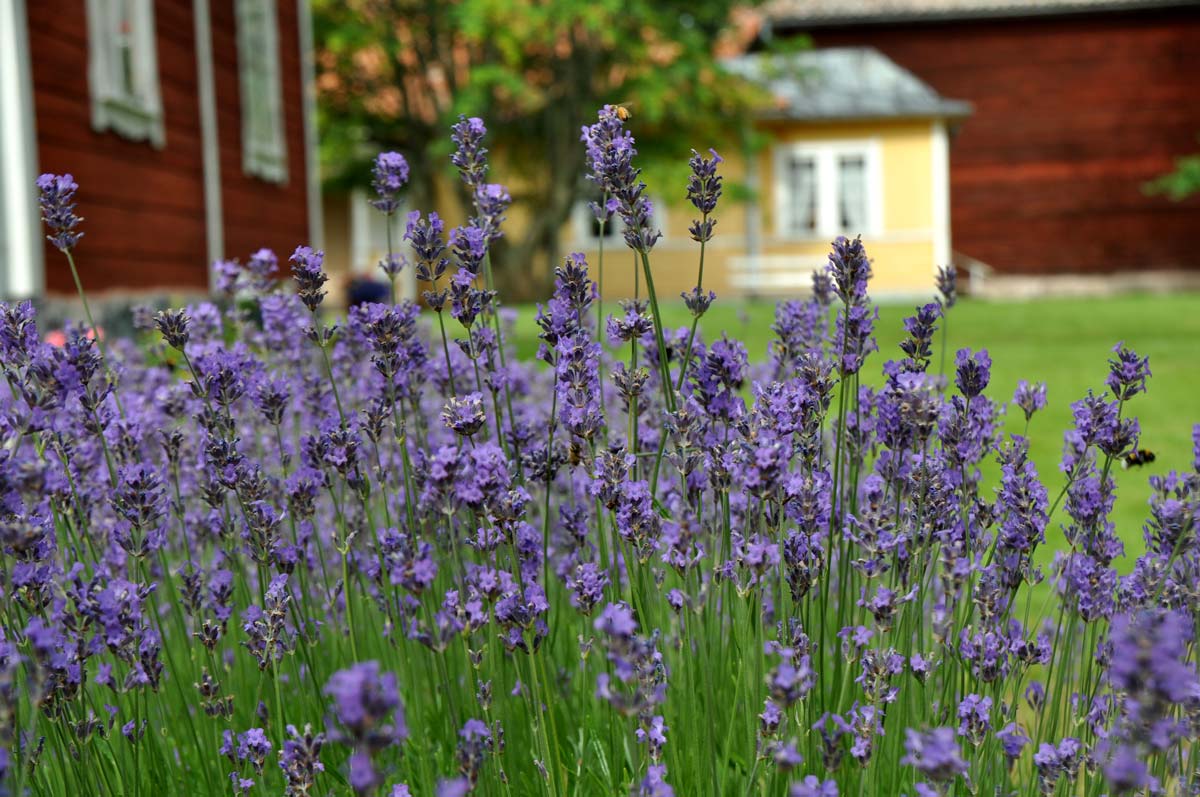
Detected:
[764,0,1199,28]
[724,48,972,122]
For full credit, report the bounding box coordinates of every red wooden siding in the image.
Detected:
[805,8,1200,275]
[29,0,209,292]
[28,1,311,294]
[210,0,311,263]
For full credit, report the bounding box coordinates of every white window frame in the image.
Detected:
[85,0,165,148]
[773,139,882,240]
[236,0,288,183]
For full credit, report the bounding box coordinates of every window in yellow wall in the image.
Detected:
[838,155,867,233]
[785,155,818,236]
[775,141,880,239]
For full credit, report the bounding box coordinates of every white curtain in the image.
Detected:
[838,155,867,233]
[789,156,816,235]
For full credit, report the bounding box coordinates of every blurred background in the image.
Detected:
[3,0,1200,307]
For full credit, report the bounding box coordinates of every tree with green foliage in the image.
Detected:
[313,0,765,297]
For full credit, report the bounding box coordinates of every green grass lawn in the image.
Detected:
[508,292,1200,575]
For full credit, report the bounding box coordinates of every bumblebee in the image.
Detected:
[1121,449,1156,469]
[615,104,632,121]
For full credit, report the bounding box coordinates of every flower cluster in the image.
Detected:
[7,113,1199,797]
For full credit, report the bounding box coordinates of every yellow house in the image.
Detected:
[569,47,970,301]
[323,47,969,303]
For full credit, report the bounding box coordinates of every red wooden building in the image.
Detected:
[0,0,321,299]
[761,0,1200,277]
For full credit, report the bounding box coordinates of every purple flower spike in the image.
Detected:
[290,246,328,312]
[686,148,723,242]
[901,727,967,784]
[996,722,1030,762]
[954,348,991,398]
[581,106,660,253]
[1012,380,1048,422]
[324,661,407,750]
[791,776,839,797]
[936,264,957,308]
[37,173,84,252]
[1106,342,1151,401]
[371,151,410,215]
[451,115,489,189]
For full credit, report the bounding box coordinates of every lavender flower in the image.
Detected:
[247,248,279,287]
[900,728,967,785]
[279,724,326,795]
[791,776,838,797]
[456,719,493,786]
[324,662,407,748]
[37,173,84,251]
[954,348,991,398]
[936,264,957,308]
[996,722,1030,763]
[635,714,668,760]
[899,302,941,372]
[473,183,511,240]
[955,694,991,746]
[153,308,191,351]
[371,152,410,214]
[1034,738,1083,794]
[1106,342,1151,401]
[450,116,488,189]
[635,764,675,797]
[686,148,723,242]
[442,392,486,437]
[290,246,328,312]
[450,225,488,275]
[1103,744,1158,794]
[1012,380,1047,422]
[827,236,878,375]
[581,106,660,253]
[828,235,871,306]
[1107,609,1200,747]
[406,211,449,286]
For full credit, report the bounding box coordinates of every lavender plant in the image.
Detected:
[3,105,1198,797]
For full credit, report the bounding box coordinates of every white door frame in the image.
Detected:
[0,0,43,299]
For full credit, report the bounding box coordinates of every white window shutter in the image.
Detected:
[236,0,288,183]
[85,0,165,147]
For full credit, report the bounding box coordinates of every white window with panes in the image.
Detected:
[85,0,164,147]
[773,141,881,239]
[236,0,288,183]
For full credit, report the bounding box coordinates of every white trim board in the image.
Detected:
[0,0,43,298]
[297,0,323,246]
[931,120,951,271]
[193,0,225,283]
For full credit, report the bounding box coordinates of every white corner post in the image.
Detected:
[297,0,323,248]
[194,0,225,289]
[0,0,44,299]
[931,119,951,272]
[744,136,762,298]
